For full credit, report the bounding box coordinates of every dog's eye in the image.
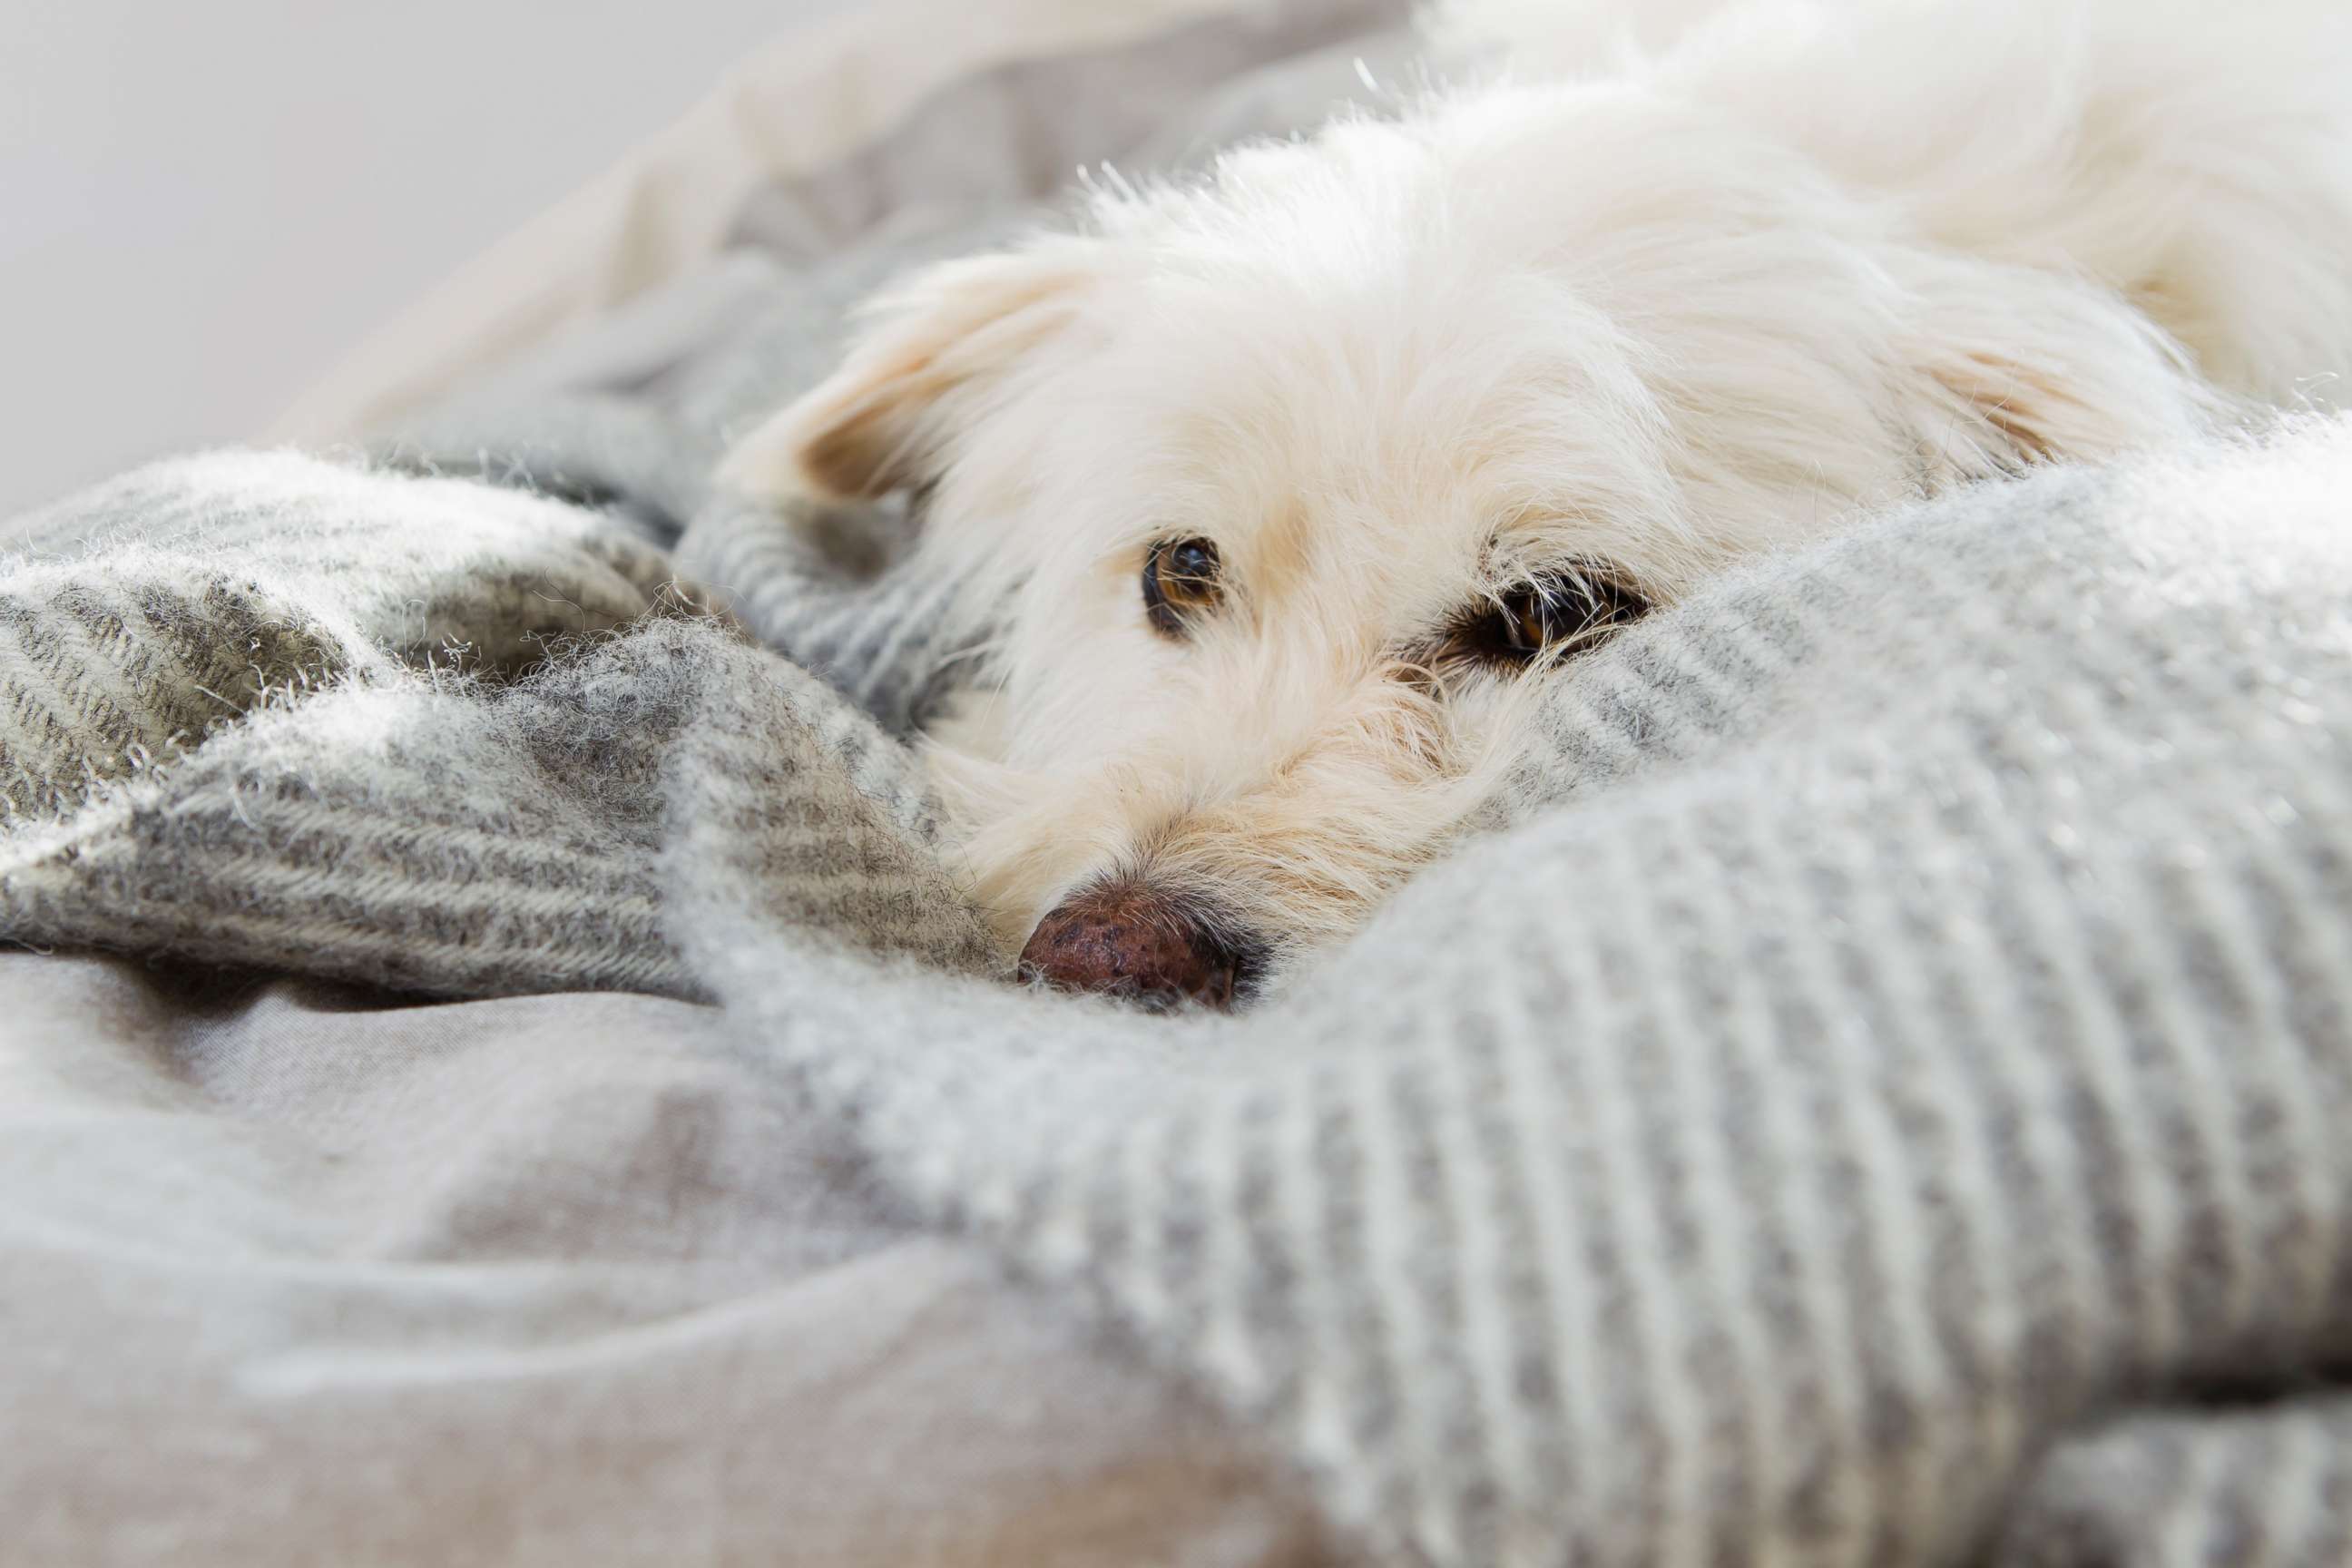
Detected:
[1143,536,1224,636]
[1449,564,1651,669]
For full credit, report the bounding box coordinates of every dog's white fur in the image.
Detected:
[725,0,2352,976]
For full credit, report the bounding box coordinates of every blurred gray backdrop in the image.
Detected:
[2,0,850,515]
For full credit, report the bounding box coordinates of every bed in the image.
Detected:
[6,4,2351,1564]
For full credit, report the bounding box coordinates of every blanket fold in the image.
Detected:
[1,449,995,999]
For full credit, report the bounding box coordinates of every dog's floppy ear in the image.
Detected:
[721,237,1108,502]
[1902,259,2217,476]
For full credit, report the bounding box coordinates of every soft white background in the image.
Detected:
[2,0,847,515]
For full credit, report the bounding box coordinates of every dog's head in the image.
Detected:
[724,84,2201,1006]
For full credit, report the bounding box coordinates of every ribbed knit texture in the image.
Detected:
[2002,1399,2352,1566]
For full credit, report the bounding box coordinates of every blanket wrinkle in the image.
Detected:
[2,449,995,1000]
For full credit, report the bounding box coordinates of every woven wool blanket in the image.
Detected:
[0,450,996,995]
[5,420,2352,1567]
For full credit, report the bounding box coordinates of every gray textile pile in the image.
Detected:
[10,5,2352,1565]
[0,450,996,995]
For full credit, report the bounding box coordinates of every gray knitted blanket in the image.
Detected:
[6,414,2352,1565]
[683,426,2352,1568]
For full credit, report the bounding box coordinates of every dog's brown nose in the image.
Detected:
[1018,881,1250,1009]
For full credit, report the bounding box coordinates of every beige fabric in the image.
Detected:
[267,0,1290,446]
[0,951,1332,1567]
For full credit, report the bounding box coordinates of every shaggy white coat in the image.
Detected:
[725,0,2352,966]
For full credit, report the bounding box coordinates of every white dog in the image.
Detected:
[724,0,2352,1006]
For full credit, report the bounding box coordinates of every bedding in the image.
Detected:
[7,4,2352,1566]
[0,953,1330,1568]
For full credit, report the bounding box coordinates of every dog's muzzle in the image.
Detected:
[1017,879,1258,1010]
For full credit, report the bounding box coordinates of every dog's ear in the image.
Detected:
[1919,349,2112,472]
[721,238,1108,502]
[1902,260,2217,477]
